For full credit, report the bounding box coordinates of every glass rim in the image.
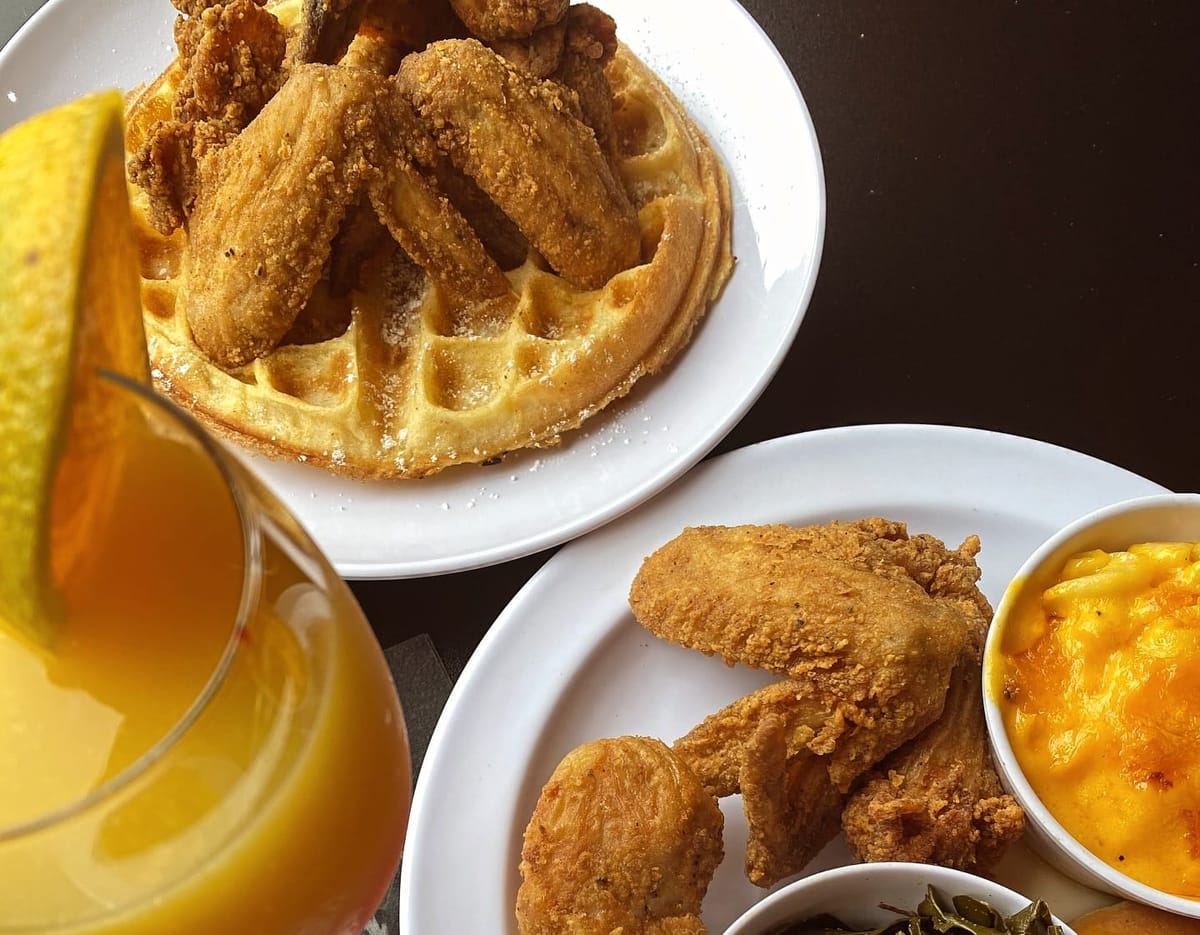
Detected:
[0,371,263,843]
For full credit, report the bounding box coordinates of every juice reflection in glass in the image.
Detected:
[0,376,411,933]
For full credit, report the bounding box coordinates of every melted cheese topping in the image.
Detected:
[995,541,1200,898]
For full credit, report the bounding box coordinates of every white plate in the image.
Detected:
[399,425,1168,934]
[0,0,824,578]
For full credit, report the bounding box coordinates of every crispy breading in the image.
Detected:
[449,0,567,40]
[840,652,1026,870]
[630,525,969,791]
[128,0,287,233]
[674,681,822,799]
[740,713,846,888]
[396,38,640,289]
[516,737,723,935]
[488,18,566,76]
[367,85,514,309]
[840,533,1025,871]
[183,64,387,367]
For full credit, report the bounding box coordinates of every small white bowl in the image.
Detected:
[724,862,1074,935]
[982,493,1200,919]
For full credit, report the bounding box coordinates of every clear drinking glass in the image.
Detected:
[0,374,411,933]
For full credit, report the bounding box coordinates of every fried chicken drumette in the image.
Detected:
[516,736,723,935]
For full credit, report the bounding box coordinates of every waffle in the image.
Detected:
[123,2,733,479]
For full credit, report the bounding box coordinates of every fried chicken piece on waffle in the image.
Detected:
[516,737,723,935]
[368,90,514,307]
[183,64,387,366]
[184,63,512,368]
[397,37,640,290]
[129,0,287,234]
[449,0,567,40]
[557,3,620,163]
[340,0,466,73]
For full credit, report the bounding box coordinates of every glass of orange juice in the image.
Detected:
[0,373,411,934]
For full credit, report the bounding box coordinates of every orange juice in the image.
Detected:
[0,394,410,932]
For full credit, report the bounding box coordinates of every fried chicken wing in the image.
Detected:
[368,88,515,309]
[630,526,969,789]
[840,653,1026,870]
[341,0,466,73]
[740,713,846,888]
[449,0,567,40]
[291,0,369,65]
[397,38,640,289]
[183,64,389,367]
[841,541,1025,871]
[516,737,723,935]
[129,0,288,233]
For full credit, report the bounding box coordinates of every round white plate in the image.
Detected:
[399,425,1168,934]
[0,0,824,578]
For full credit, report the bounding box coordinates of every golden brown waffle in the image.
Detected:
[123,3,733,480]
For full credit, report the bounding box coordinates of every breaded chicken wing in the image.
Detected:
[449,0,567,40]
[740,713,846,888]
[841,545,1025,871]
[516,737,723,935]
[396,38,640,289]
[630,526,969,791]
[183,64,386,367]
[840,653,1025,870]
[129,0,288,233]
[368,88,514,310]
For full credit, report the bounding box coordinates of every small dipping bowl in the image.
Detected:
[982,493,1200,918]
[724,862,1075,935]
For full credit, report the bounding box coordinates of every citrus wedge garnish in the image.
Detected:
[0,91,149,648]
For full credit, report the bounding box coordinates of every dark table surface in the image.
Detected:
[3,0,1198,929]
